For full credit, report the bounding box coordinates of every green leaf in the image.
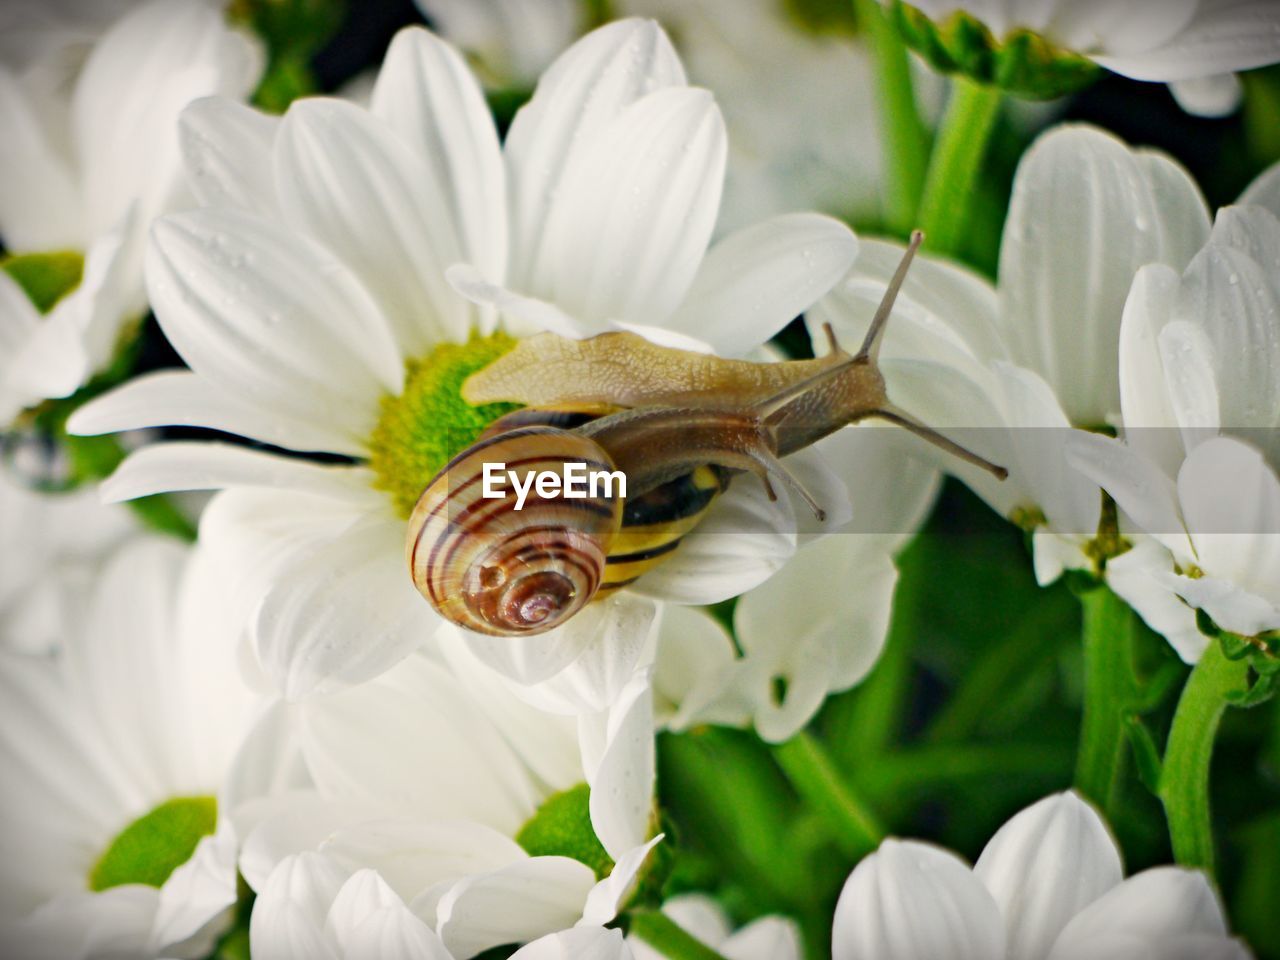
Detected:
[1226,672,1277,709]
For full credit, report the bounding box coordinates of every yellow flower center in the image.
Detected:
[89,796,217,891]
[367,332,521,518]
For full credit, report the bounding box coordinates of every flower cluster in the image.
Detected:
[2,1,1278,958]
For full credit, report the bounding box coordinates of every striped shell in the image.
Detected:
[407,426,625,637]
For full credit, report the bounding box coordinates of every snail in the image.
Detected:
[407,231,1007,637]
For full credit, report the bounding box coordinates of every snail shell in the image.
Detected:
[407,426,625,637]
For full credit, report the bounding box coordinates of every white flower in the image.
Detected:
[1069,165,1280,642]
[628,893,802,960]
[650,426,938,743]
[0,0,261,423]
[70,19,872,711]
[431,0,945,234]
[897,0,1280,116]
[249,853,637,960]
[0,466,135,653]
[414,0,586,89]
[833,790,1252,960]
[817,124,1211,595]
[226,629,659,958]
[0,535,262,958]
[0,0,148,73]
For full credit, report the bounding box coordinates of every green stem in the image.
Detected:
[1074,586,1136,824]
[852,0,931,235]
[917,76,1002,255]
[772,731,884,859]
[1159,639,1249,877]
[629,912,730,960]
[927,590,1076,742]
[864,742,1074,797]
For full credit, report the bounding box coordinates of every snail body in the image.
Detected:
[409,232,1007,636]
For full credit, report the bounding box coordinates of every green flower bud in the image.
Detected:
[890,2,1101,100]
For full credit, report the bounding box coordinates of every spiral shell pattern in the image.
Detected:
[407,427,625,637]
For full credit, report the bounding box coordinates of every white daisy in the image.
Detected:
[833,790,1252,959]
[1070,163,1280,642]
[891,0,1280,116]
[70,18,875,711]
[249,851,638,960]
[0,0,261,423]
[226,628,659,959]
[0,467,135,653]
[424,0,945,233]
[0,535,261,958]
[816,124,1212,615]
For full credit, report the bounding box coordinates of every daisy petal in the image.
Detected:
[447,263,594,338]
[372,27,507,287]
[72,0,263,238]
[1106,540,1207,662]
[973,792,1123,960]
[326,869,452,960]
[652,605,745,732]
[454,591,635,688]
[507,595,657,716]
[150,821,239,954]
[578,670,656,860]
[734,533,896,742]
[513,926,634,960]
[1239,159,1280,216]
[1048,867,1231,959]
[999,125,1209,426]
[180,95,280,214]
[253,516,442,699]
[0,66,81,249]
[249,852,347,960]
[833,840,1005,960]
[276,98,474,352]
[324,819,527,906]
[435,857,597,958]
[98,442,370,502]
[536,87,726,328]
[1117,263,1185,472]
[505,18,686,288]
[1093,2,1280,82]
[147,208,403,443]
[438,632,581,790]
[1066,432,1184,546]
[723,916,805,960]
[629,479,796,604]
[4,886,160,960]
[580,836,663,926]
[663,214,858,355]
[69,370,368,457]
[1168,73,1243,117]
[297,655,540,833]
